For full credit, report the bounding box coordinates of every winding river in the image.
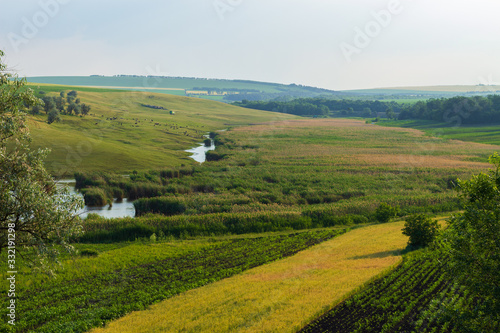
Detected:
[59,138,215,219]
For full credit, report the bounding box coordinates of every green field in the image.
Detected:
[379,119,500,146]
[26,76,339,103]
[27,76,286,93]
[25,83,297,176]
[0,229,347,332]
[73,118,498,244]
[7,83,500,332]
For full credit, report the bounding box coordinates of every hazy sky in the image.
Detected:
[1,0,499,90]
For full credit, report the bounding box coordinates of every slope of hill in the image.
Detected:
[26,76,339,102]
[26,83,298,176]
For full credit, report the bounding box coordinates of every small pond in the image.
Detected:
[57,180,136,219]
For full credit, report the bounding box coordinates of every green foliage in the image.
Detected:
[300,250,456,332]
[0,50,83,264]
[444,153,500,331]
[233,98,403,117]
[67,90,77,97]
[79,249,99,257]
[80,187,111,206]
[78,212,318,242]
[402,214,439,248]
[134,197,187,216]
[47,108,60,124]
[375,203,400,223]
[386,107,395,119]
[398,95,500,124]
[1,229,345,332]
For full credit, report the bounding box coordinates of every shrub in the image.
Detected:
[402,214,439,248]
[206,151,225,161]
[80,187,110,206]
[134,197,187,216]
[79,249,99,257]
[374,202,400,223]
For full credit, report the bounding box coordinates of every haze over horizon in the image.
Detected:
[1,0,499,90]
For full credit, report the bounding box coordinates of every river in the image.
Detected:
[58,138,215,219]
[184,135,215,163]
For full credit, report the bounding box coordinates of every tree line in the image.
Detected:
[233,98,403,116]
[30,90,91,124]
[234,95,500,125]
[398,95,500,124]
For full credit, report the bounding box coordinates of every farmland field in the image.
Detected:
[299,248,456,332]
[90,221,411,333]
[0,229,346,332]
[379,119,500,146]
[27,76,286,93]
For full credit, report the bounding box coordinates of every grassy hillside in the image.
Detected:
[25,83,298,176]
[27,76,284,92]
[26,76,339,102]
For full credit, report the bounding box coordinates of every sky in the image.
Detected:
[1,0,499,90]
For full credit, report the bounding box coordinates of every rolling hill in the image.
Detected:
[25,83,298,176]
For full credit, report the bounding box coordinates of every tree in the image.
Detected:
[386,107,395,119]
[41,96,55,114]
[81,103,91,115]
[0,50,83,268]
[362,107,372,118]
[444,153,500,331]
[374,202,400,223]
[30,105,42,115]
[54,96,65,112]
[67,102,77,115]
[402,214,439,248]
[47,108,61,124]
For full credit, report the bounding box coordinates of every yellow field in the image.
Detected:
[91,221,413,333]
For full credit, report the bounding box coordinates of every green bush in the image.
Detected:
[80,187,110,206]
[402,214,440,248]
[134,197,187,216]
[79,249,99,257]
[375,202,400,223]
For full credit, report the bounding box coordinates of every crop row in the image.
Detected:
[0,229,346,333]
[299,251,455,333]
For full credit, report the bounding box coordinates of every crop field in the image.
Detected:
[24,84,297,175]
[27,76,286,93]
[0,229,346,332]
[380,119,500,146]
[90,220,411,333]
[299,249,456,333]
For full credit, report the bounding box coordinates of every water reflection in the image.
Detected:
[57,180,135,219]
[55,136,216,218]
[185,136,215,163]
